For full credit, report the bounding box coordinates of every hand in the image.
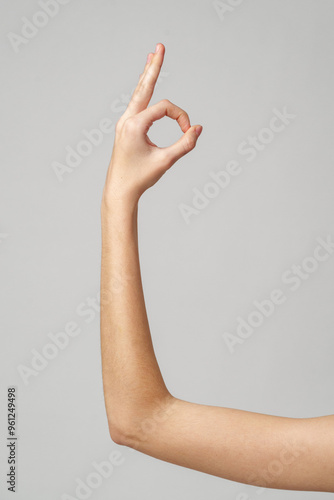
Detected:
[102,43,203,208]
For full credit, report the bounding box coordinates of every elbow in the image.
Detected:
[108,422,129,447]
[106,393,175,449]
[107,414,137,448]
[106,404,141,448]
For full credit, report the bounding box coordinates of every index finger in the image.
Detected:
[124,43,165,118]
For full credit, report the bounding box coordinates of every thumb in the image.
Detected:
[163,124,202,166]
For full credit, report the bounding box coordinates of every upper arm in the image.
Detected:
[126,396,334,492]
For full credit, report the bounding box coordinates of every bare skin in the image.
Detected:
[100,43,334,492]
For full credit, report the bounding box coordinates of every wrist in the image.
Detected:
[101,192,138,227]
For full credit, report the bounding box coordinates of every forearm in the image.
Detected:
[100,197,172,445]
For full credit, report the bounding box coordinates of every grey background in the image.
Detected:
[1,0,334,498]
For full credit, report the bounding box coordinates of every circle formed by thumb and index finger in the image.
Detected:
[136,99,191,134]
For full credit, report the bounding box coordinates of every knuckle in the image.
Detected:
[131,89,141,103]
[123,117,138,134]
[182,110,190,122]
[185,134,196,152]
[161,98,171,107]
[139,78,154,92]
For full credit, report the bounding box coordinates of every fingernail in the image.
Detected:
[195,126,203,137]
[155,43,160,53]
